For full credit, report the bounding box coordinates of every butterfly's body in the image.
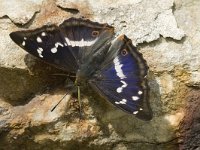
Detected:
[76,41,110,85]
[10,18,152,121]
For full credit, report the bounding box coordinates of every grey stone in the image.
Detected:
[0,0,43,25]
[56,0,185,45]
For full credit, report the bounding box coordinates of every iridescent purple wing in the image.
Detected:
[90,35,152,120]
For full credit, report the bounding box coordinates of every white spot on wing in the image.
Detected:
[37,37,42,43]
[55,42,63,47]
[138,91,143,95]
[115,99,127,105]
[132,96,139,101]
[65,37,96,47]
[22,41,25,46]
[39,54,43,58]
[117,88,122,93]
[51,47,57,53]
[133,111,138,114]
[139,108,143,110]
[37,47,43,58]
[41,32,46,36]
[119,100,126,104]
[37,47,43,52]
[24,37,27,40]
[113,57,126,79]
[116,80,127,93]
[51,42,64,53]
[122,99,127,102]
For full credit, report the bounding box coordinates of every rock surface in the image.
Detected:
[0,0,199,149]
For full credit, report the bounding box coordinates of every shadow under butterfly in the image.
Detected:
[10,18,152,121]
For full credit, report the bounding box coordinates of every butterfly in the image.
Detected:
[9,18,152,121]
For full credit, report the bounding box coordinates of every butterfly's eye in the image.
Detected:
[121,49,128,56]
[92,31,99,37]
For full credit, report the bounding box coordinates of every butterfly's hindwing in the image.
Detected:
[90,35,152,120]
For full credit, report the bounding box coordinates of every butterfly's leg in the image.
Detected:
[77,86,84,119]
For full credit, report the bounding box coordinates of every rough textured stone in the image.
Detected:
[0,0,43,25]
[56,0,185,45]
[0,19,27,68]
[0,0,199,149]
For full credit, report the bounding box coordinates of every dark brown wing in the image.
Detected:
[10,18,114,73]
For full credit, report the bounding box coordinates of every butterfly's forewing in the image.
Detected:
[90,35,152,120]
[10,18,114,73]
[59,18,114,63]
[10,25,78,73]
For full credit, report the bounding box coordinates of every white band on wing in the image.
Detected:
[113,56,126,79]
[65,37,97,47]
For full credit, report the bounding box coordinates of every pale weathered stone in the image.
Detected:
[0,0,43,25]
[56,0,185,45]
[0,19,27,69]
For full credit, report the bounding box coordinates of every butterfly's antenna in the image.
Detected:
[51,93,68,112]
[51,73,76,78]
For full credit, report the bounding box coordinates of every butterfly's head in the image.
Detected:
[75,68,87,86]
